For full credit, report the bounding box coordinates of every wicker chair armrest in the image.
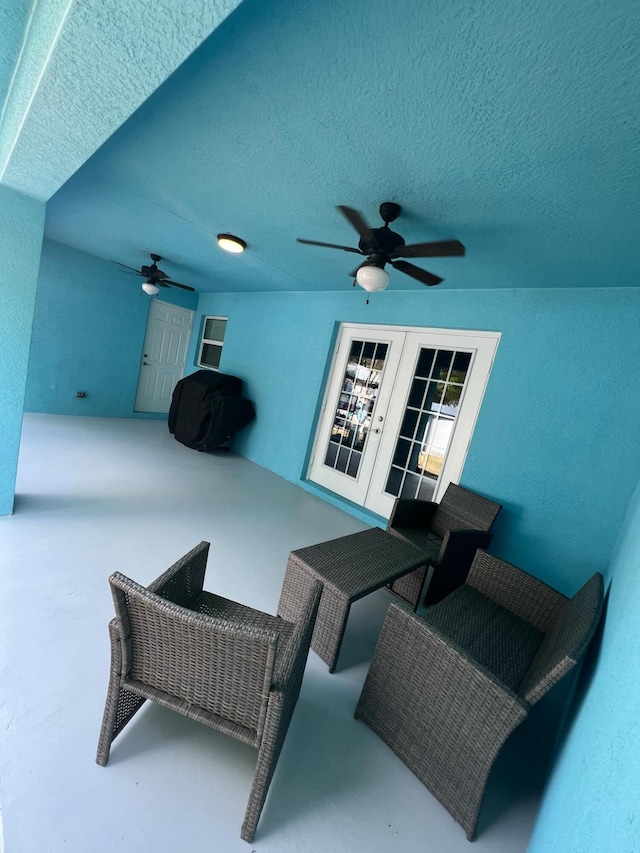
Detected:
[388,499,438,531]
[467,550,568,632]
[357,600,529,841]
[378,601,528,715]
[147,541,209,607]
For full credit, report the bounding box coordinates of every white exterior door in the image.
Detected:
[307,328,406,505]
[308,324,500,518]
[134,301,193,413]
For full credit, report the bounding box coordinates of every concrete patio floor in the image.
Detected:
[0,414,550,852]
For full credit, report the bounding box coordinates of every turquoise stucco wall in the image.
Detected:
[528,476,640,852]
[0,185,45,515]
[25,239,197,418]
[186,286,640,594]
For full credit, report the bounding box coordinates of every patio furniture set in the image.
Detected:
[96,484,603,844]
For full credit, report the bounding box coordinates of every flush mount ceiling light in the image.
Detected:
[217,233,247,254]
[141,280,160,296]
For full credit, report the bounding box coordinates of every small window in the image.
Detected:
[197,316,227,369]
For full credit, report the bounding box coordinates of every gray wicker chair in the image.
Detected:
[387,482,502,609]
[96,541,321,843]
[356,549,603,841]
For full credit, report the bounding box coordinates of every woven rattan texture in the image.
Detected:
[467,549,567,631]
[289,527,427,600]
[193,592,294,640]
[96,542,321,844]
[356,602,527,840]
[124,677,260,744]
[96,618,146,766]
[385,563,428,608]
[243,575,322,841]
[388,484,502,609]
[149,540,209,605]
[279,556,351,671]
[430,484,501,540]
[282,528,427,670]
[425,585,543,690]
[356,551,604,841]
[115,575,278,733]
[519,572,603,703]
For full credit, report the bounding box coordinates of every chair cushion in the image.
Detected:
[425,586,543,691]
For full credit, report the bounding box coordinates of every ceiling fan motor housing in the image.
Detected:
[379,201,401,223]
[142,258,168,280]
[358,228,405,258]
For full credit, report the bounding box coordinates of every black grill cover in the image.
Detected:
[169,370,255,451]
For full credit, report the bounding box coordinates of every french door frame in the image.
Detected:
[307,323,501,518]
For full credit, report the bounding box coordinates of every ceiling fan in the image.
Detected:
[113,253,195,294]
[297,202,465,295]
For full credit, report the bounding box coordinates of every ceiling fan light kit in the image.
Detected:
[297,201,465,297]
[217,233,247,253]
[112,252,196,294]
[141,280,160,296]
[356,263,390,292]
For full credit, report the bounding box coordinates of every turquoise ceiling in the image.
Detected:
[0,0,242,200]
[43,0,640,293]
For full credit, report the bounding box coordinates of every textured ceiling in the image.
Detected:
[0,0,242,201]
[42,0,640,293]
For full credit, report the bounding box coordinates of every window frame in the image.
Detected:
[196,315,228,370]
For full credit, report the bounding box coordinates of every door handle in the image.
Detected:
[373,428,381,434]
[143,362,149,366]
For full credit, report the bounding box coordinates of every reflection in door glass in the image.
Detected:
[323,340,388,479]
[384,348,471,501]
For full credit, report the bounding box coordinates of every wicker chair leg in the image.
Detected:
[96,620,146,766]
[241,696,288,843]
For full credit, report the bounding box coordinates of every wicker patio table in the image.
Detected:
[278,527,428,672]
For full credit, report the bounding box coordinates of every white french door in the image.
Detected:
[308,329,406,505]
[308,324,500,518]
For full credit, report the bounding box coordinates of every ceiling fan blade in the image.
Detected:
[393,240,465,259]
[390,259,443,286]
[165,279,196,292]
[337,206,374,241]
[297,237,363,254]
[112,261,144,274]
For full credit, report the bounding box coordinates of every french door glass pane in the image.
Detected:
[323,339,388,478]
[384,347,471,500]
